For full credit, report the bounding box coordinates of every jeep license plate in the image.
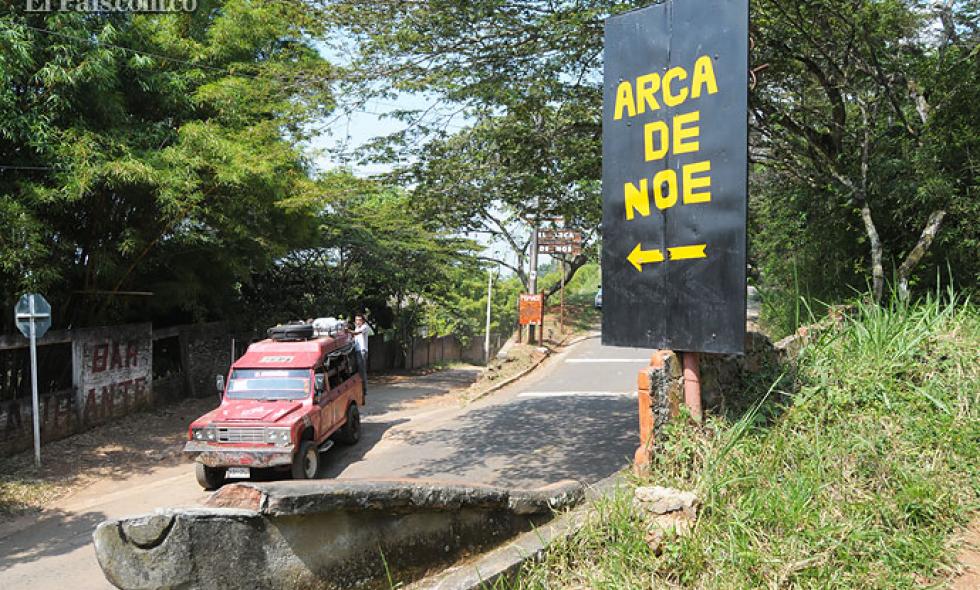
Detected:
[226,467,250,479]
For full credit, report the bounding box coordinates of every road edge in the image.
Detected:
[407,472,625,590]
[464,329,599,405]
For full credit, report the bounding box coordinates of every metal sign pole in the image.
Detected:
[560,258,565,334]
[484,269,494,364]
[29,297,41,468]
[528,225,539,345]
[15,293,51,469]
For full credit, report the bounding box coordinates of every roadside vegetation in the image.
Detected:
[511,292,979,589]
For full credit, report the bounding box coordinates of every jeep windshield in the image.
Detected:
[226,369,310,400]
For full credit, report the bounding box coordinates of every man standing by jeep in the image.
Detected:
[350,314,373,393]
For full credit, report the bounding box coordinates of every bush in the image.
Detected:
[514,292,979,589]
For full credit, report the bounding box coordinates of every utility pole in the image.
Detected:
[484,268,494,364]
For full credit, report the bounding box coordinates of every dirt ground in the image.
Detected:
[460,344,548,399]
[0,395,216,521]
[951,519,980,590]
[457,299,598,396]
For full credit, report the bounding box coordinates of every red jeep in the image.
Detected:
[184,324,364,489]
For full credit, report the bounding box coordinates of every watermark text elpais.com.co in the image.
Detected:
[26,0,197,12]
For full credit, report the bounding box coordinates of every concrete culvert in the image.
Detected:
[93,478,584,590]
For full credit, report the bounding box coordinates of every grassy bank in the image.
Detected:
[512,294,979,589]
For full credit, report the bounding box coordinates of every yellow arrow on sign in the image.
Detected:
[627,243,708,272]
[627,243,665,272]
[668,244,708,260]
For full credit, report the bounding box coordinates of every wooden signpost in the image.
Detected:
[536,228,584,334]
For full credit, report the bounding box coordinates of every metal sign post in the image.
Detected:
[484,269,494,364]
[528,226,539,344]
[15,293,52,468]
[601,0,748,354]
[560,257,566,334]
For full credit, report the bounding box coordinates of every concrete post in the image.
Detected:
[682,351,703,423]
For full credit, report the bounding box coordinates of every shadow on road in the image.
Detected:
[320,418,409,478]
[391,396,637,487]
[364,369,481,417]
[0,508,107,570]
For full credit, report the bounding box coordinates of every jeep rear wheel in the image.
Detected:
[291,440,320,479]
[195,463,226,490]
[335,404,361,445]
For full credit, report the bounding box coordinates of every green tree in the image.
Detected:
[326,0,624,294]
[407,104,601,293]
[0,1,334,329]
[242,175,479,343]
[751,0,979,305]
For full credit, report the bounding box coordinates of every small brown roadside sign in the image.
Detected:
[518,293,545,326]
[538,229,582,246]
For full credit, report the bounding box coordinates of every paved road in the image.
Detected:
[326,333,647,486]
[0,332,647,588]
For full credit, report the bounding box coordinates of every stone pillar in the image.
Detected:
[634,350,683,475]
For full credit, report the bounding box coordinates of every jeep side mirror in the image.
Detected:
[315,374,325,393]
[216,375,225,394]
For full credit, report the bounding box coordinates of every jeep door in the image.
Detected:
[313,362,336,441]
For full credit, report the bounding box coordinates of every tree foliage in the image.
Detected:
[751,0,979,310]
[3,0,977,343]
[327,0,627,291]
[241,175,480,340]
[0,0,333,329]
[333,0,978,320]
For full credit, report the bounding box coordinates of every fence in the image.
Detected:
[0,323,510,455]
[0,322,231,455]
[366,331,509,372]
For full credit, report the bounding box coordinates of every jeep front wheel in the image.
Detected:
[291,440,320,480]
[195,463,226,490]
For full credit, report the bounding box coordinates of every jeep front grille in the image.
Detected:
[217,427,265,443]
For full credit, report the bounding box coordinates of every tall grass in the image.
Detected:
[511,293,979,589]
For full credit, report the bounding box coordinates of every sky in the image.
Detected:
[306,92,469,176]
[305,46,558,278]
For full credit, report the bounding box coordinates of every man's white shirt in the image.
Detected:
[353,323,374,353]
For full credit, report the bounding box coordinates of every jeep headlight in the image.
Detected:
[265,428,291,446]
[191,427,217,442]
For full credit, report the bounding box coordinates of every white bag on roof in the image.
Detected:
[312,317,346,336]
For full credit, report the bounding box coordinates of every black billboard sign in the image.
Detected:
[601,0,748,354]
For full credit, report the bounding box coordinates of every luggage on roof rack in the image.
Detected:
[268,323,314,341]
